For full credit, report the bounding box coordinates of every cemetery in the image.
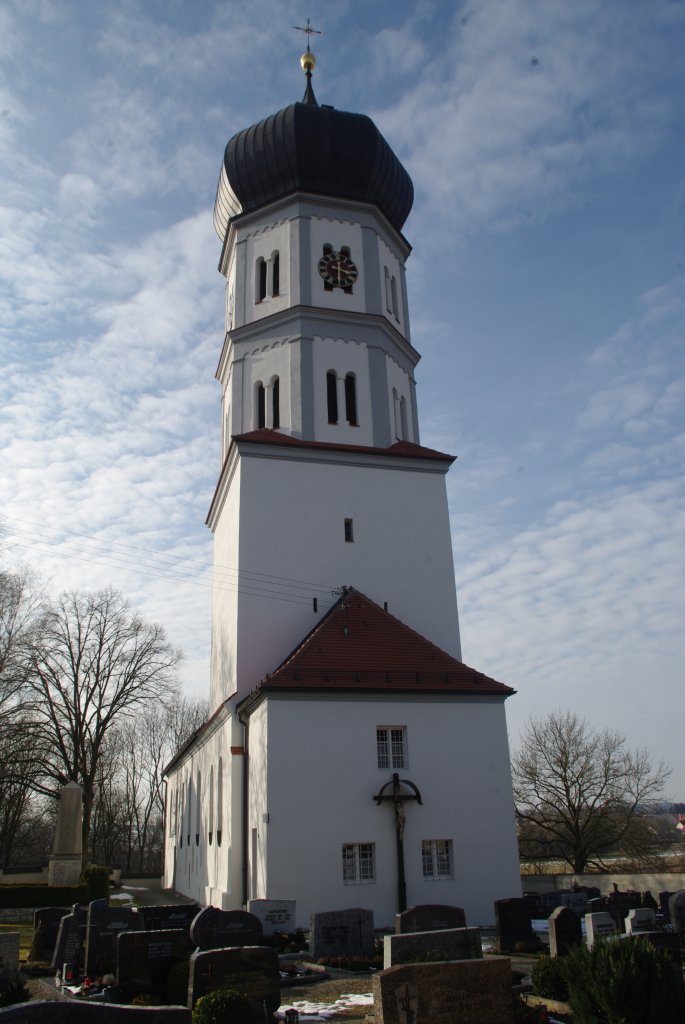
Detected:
[0,884,683,1022]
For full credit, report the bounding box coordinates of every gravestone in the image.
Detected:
[188,945,280,1021]
[641,890,658,912]
[48,781,83,887]
[116,928,191,997]
[585,911,617,949]
[309,907,375,960]
[138,903,200,932]
[0,933,20,981]
[586,897,605,914]
[51,905,87,973]
[548,906,582,957]
[628,930,682,966]
[668,890,685,934]
[85,902,140,975]
[190,907,262,950]
[537,891,562,914]
[247,899,296,936]
[373,957,514,1024]
[659,890,674,921]
[624,907,656,935]
[493,898,538,952]
[29,907,70,963]
[559,891,587,916]
[395,904,466,934]
[384,927,482,968]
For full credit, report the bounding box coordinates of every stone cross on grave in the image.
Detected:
[374,772,423,913]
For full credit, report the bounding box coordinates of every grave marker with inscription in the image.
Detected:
[585,911,617,949]
[494,898,538,952]
[309,907,374,960]
[29,907,70,963]
[190,907,262,950]
[116,928,191,996]
[84,903,140,976]
[668,890,685,934]
[247,899,296,936]
[624,907,656,935]
[395,904,466,934]
[188,945,280,1021]
[51,905,87,973]
[384,927,482,968]
[0,933,20,981]
[138,903,200,932]
[373,957,514,1024]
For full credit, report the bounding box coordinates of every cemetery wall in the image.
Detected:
[523,872,685,894]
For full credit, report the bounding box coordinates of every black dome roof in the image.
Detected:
[219,97,414,234]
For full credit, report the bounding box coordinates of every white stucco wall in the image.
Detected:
[209,447,461,708]
[247,694,521,928]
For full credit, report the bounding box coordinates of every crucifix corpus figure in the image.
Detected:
[374,772,423,913]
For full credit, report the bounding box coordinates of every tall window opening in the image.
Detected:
[322,244,334,291]
[342,843,375,884]
[344,518,354,543]
[327,371,338,424]
[272,377,280,429]
[422,839,453,879]
[377,727,406,769]
[208,766,214,845]
[385,267,392,312]
[391,275,399,319]
[344,373,358,426]
[196,770,201,845]
[256,257,267,302]
[400,396,408,440]
[340,246,353,294]
[393,388,401,440]
[272,252,280,296]
[216,758,223,847]
[256,382,265,429]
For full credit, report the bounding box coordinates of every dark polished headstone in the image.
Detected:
[138,903,200,932]
[668,890,685,934]
[51,905,87,973]
[29,908,70,963]
[309,907,375,959]
[373,957,514,1024]
[548,906,582,957]
[395,905,466,935]
[190,907,262,951]
[641,890,658,912]
[188,945,280,1021]
[659,890,675,921]
[85,902,140,976]
[493,898,537,952]
[116,928,191,997]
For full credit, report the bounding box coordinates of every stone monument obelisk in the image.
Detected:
[48,781,83,886]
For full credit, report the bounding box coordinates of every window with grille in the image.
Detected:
[342,843,375,884]
[377,727,406,769]
[422,839,453,879]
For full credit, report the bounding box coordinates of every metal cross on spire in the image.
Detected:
[293,17,324,47]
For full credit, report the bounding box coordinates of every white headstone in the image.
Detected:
[585,911,617,949]
[625,907,656,934]
[247,899,296,936]
[48,781,83,887]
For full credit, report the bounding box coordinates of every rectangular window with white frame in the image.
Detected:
[377,726,406,769]
[342,843,375,884]
[422,839,453,880]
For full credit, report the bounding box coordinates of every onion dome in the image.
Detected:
[214,53,414,239]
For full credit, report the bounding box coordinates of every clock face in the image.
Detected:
[318,251,359,289]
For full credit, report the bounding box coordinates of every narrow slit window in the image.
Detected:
[256,257,267,302]
[385,267,392,312]
[391,275,399,319]
[272,252,280,296]
[272,377,280,429]
[256,383,266,429]
[345,373,357,426]
[327,371,338,424]
[344,518,354,543]
[323,244,333,291]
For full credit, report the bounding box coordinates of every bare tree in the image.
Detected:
[0,564,41,721]
[28,588,182,865]
[512,710,671,873]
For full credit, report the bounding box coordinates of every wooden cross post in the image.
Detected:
[374,773,423,914]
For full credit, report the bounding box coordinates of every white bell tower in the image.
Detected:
[207,52,462,713]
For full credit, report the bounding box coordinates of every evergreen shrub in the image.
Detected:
[192,988,251,1024]
[530,954,569,1000]
[564,937,685,1024]
[80,864,110,900]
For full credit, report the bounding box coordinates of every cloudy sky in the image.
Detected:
[2,1,684,794]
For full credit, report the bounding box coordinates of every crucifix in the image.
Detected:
[293,18,324,48]
[374,772,423,913]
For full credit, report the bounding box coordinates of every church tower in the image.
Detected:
[164,48,521,926]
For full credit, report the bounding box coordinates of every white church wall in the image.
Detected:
[210,458,242,710]
[251,694,521,928]
[230,450,461,700]
[240,220,290,326]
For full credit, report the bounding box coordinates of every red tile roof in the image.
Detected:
[232,429,455,463]
[248,588,515,699]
